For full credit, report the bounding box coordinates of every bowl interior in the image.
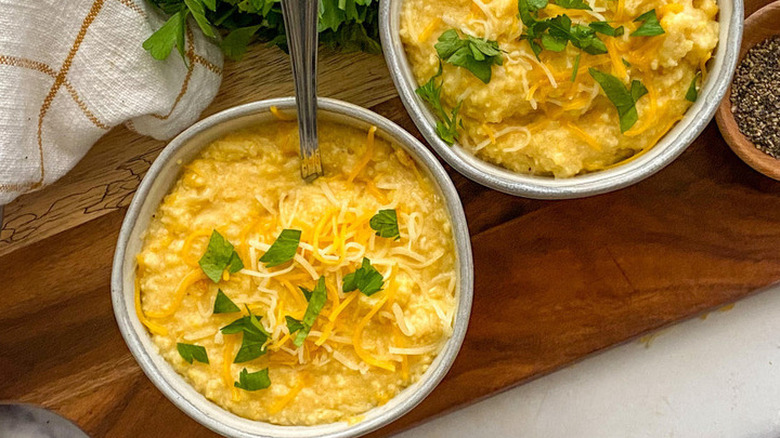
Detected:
[112,98,473,438]
[380,0,743,198]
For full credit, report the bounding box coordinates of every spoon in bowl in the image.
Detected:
[281,0,323,182]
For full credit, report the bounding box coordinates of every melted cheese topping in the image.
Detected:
[135,119,457,425]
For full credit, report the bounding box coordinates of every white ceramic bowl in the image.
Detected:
[111,97,474,438]
[380,0,744,198]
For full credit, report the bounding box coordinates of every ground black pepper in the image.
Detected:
[730,35,780,159]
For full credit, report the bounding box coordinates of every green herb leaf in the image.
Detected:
[213,289,240,314]
[343,258,384,296]
[686,71,701,102]
[552,0,592,10]
[588,68,648,132]
[299,286,313,302]
[415,64,463,146]
[202,0,216,11]
[220,25,262,61]
[229,307,270,363]
[259,229,301,268]
[199,230,244,283]
[292,276,327,347]
[183,0,216,38]
[234,368,270,391]
[571,53,581,82]
[369,209,400,240]
[143,10,188,61]
[541,33,568,52]
[631,9,664,37]
[589,21,624,36]
[177,343,209,364]
[434,29,503,84]
[285,315,305,334]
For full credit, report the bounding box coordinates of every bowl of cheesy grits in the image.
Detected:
[381,0,742,198]
[111,98,473,438]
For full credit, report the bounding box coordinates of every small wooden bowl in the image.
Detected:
[715,0,780,180]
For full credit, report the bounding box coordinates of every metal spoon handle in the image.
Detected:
[281,0,323,182]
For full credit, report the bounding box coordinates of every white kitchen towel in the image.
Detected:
[0,0,223,205]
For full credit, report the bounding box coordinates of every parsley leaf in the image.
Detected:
[343,258,384,296]
[259,229,301,268]
[415,64,463,145]
[369,209,400,240]
[522,13,607,57]
[588,68,648,132]
[589,21,625,37]
[552,0,592,10]
[234,368,270,391]
[285,315,305,334]
[176,343,209,364]
[298,286,313,302]
[220,307,270,363]
[631,9,665,37]
[686,71,701,102]
[213,289,240,314]
[220,25,262,61]
[434,29,503,84]
[571,53,581,82]
[199,230,244,283]
[291,276,327,347]
[143,10,188,62]
[183,0,215,38]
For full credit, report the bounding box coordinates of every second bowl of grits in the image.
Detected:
[112,98,473,438]
[381,0,742,198]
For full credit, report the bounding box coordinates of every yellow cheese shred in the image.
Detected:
[134,278,168,336]
[270,105,295,121]
[605,39,628,81]
[145,269,206,318]
[347,126,378,183]
[417,18,442,43]
[222,335,240,401]
[180,228,212,266]
[268,374,309,415]
[564,122,601,151]
[353,294,396,372]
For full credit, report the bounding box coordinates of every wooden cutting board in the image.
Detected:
[1,0,778,435]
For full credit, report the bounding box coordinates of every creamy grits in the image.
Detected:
[135,117,458,425]
[401,0,719,176]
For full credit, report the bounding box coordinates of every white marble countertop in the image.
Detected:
[398,283,780,438]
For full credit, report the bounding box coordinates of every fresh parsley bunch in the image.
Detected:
[143,0,380,62]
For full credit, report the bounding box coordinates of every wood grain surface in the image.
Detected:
[1,1,779,436]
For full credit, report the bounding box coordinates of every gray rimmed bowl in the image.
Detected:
[380,0,743,199]
[111,97,473,438]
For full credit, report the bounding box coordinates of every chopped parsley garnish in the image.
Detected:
[298,286,313,302]
[285,315,305,334]
[589,68,648,132]
[213,289,240,314]
[434,29,504,84]
[552,0,592,10]
[259,229,301,268]
[286,276,327,347]
[221,306,269,363]
[176,343,209,364]
[631,9,665,37]
[571,53,581,82]
[198,230,244,283]
[517,2,607,58]
[234,368,270,391]
[415,64,463,145]
[589,21,625,37]
[369,209,400,240]
[343,257,384,296]
[686,71,701,102]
